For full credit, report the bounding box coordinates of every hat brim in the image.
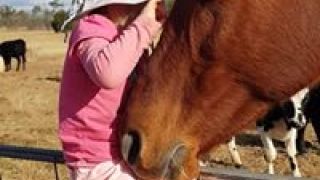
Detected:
[61,0,148,31]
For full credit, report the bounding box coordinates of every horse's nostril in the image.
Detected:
[121,131,141,165]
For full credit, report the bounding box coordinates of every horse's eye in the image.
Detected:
[199,39,213,61]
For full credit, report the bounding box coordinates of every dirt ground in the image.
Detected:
[0,30,320,180]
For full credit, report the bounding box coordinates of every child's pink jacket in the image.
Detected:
[59,14,160,168]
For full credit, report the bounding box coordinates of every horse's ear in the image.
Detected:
[188,3,216,59]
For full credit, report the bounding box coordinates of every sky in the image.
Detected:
[0,0,72,10]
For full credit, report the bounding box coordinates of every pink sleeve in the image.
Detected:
[77,15,161,89]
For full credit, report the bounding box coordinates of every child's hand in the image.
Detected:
[142,0,167,23]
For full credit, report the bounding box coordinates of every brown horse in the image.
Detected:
[121,0,320,179]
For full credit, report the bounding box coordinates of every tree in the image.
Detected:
[48,0,63,12]
[51,10,70,32]
[32,5,42,16]
[0,5,16,26]
[0,5,16,18]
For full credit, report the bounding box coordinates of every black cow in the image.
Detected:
[297,84,320,154]
[0,39,27,72]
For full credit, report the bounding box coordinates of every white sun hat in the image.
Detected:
[62,0,148,30]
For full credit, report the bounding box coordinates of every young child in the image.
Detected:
[59,0,165,179]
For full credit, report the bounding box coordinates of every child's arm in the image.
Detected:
[77,0,164,89]
[77,16,161,89]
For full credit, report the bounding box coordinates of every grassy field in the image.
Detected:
[0,30,69,180]
[0,30,320,179]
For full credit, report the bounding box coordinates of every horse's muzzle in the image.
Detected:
[121,131,188,179]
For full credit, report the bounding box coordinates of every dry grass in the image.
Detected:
[0,30,68,180]
[0,30,320,180]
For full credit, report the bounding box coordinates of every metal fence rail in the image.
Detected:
[0,145,64,180]
[200,166,312,180]
[0,145,313,180]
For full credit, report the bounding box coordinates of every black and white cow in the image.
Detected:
[257,88,309,177]
[0,39,27,72]
[200,87,319,176]
[202,88,310,176]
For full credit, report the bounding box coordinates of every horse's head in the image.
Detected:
[121,0,320,179]
[122,0,222,179]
